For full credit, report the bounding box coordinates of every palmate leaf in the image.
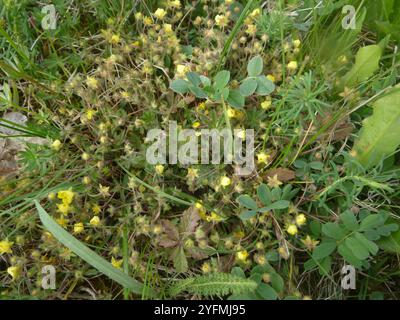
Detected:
[34,200,150,296]
[352,88,400,168]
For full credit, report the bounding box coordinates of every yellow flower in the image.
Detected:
[163,23,173,33]
[57,203,71,215]
[267,174,282,188]
[192,121,201,129]
[73,222,84,234]
[225,0,234,4]
[201,262,212,273]
[227,107,236,118]
[286,224,298,236]
[215,14,228,27]
[110,34,120,44]
[0,239,13,254]
[169,0,181,9]
[220,176,231,187]
[287,60,298,71]
[293,39,301,48]
[301,235,320,251]
[7,265,21,280]
[176,64,189,77]
[51,139,62,151]
[187,167,199,179]
[86,76,99,90]
[57,188,74,205]
[266,74,276,83]
[92,204,101,215]
[338,55,348,64]
[206,212,223,222]
[236,250,249,261]
[155,164,165,175]
[90,216,101,227]
[245,24,257,36]
[295,214,307,226]
[99,184,110,197]
[143,16,153,26]
[86,109,97,120]
[82,176,91,185]
[154,8,167,20]
[257,152,270,165]
[56,216,69,227]
[48,192,55,200]
[111,257,123,269]
[250,8,261,18]
[261,97,272,110]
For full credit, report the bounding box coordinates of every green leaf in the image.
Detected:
[255,76,275,96]
[227,89,245,108]
[170,79,189,94]
[257,184,271,205]
[340,211,359,231]
[269,272,284,293]
[354,232,379,255]
[359,214,385,231]
[173,245,188,273]
[343,45,382,87]
[377,221,400,253]
[239,78,257,96]
[312,240,337,260]
[34,200,147,295]
[199,75,211,86]
[239,210,258,221]
[321,222,347,240]
[256,283,278,300]
[214,70,230,89]
[189,85,208,99]
[237,195,258,210]
[259,200,290,212]
[352,88,400,168]
[186,72,202,86]
[247,55,263,77]
[338,243,363,268]
[345,236,370,260]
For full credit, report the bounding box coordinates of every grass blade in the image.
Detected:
[34,200,151,296]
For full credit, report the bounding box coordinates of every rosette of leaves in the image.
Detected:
[157,206,209,273]
[305,210,399,274]
[237,184,298,221]
[170,55,275,108]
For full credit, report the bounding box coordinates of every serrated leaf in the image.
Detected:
[338,243,363,268]
[354,232,379,255]
[255,76,275,96]
[247,55,263,77]
[237,195,258,210]
[256,283,278,300]
[189,85,208,99]
[34,200,147,295]
[377,221,400,253]
[239,210,258,221]
[352,88,400,168]
[340,211,359,231]
[186,72,202,86]
[312,240,337,260]
[214,70,230,89]
[239,78,257,96]
[170,79,189,94]
[359,214,385,231]
[227,89,245,108]
[321,222,347,240]
[259,200,290,212]
[343,45,382,87]
[173,245,188,273]
[345,236,370,260]
[257,184,271,205]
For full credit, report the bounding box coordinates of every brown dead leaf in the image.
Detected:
[158,219,180,248]
[264,168,296,182]
[180,206,201,235]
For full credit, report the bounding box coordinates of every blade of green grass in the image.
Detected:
[34,200,152,296]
